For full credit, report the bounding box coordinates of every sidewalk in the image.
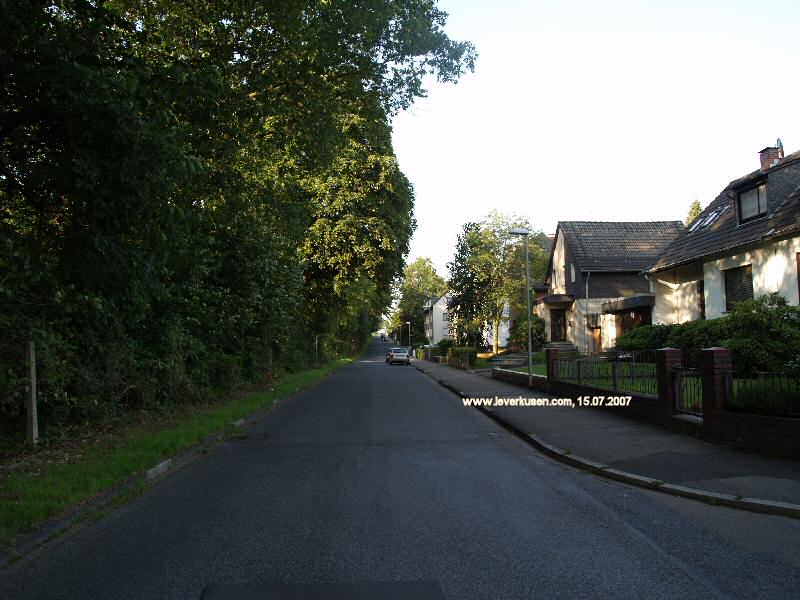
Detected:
[413,359,800,512]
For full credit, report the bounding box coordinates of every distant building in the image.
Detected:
[423,293,451,346]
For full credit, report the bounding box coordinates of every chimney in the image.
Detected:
[759,138,784,171]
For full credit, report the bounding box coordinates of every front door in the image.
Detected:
[589,328,602,354]
[551,309,566,342]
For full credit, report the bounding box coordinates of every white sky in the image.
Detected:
[391,0,800,276]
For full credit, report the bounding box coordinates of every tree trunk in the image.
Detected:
[493,320,499,355]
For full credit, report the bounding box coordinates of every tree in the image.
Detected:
[447,211,545,354]
[0,0,476,439]
[391,257,447,346]
[686,200,703,226]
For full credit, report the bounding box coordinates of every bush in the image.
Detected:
[728,377,800,417]
[507,316,546,352]
[722,293,800,373]
[447,346,476,369]
[614,293,800,372]
[614,323,677,351]
[436,338,455,352]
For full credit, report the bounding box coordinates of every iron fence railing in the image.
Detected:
[724,371,800,417]
[553,354,658,396]
[674,367,702,415]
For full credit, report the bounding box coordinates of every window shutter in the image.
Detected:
[724,265,753,311]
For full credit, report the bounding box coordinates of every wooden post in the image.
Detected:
[26,340,39,448]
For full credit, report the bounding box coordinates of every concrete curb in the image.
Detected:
[413,362,800,520]
[0,390,293,570]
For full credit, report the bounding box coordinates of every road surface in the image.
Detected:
[2,339,799,599]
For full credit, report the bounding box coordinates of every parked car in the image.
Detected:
[387,348,410,365]
[386,347,402,362]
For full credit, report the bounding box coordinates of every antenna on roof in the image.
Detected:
[777,138,784,154]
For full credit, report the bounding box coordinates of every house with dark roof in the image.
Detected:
[535,220,684,353]
[645,141,800,322]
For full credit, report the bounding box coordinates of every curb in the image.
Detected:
[0,389,294,570]
[413,363,800,520]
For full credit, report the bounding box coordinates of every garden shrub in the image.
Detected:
[447,346,476,369]
[614,293,800,372]
[507,316,546,352]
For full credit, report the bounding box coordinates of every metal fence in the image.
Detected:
[553,353,658,396]
[724,371,800,417]
[674,368,702,415]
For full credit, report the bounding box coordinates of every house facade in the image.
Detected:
[646,142,800,321]
[423,293,451,346]
[535,221,684,353]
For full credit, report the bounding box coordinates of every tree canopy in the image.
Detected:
[686,199,703,226]
[0,1,475,440]
[447,211,548,352]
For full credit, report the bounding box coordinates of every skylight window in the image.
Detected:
[688,205,725,233]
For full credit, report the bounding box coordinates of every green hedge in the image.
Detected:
[447,346,476,368]
[615,293,800,372]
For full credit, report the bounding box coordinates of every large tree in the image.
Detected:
[447,211,547,354]
[0,0,475,438]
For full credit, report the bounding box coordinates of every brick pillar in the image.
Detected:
[656,348,682,415]
[545,348,559,381]
[701,347,732,435]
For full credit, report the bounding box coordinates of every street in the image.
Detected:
[2,339,799,599]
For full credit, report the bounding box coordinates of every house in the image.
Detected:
[646,141,800,321]
[423,293,451,345]
[424,292,510,349]
[535,220,685,353]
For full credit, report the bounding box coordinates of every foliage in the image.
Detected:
[508,317,547,352]
[436,338,455,352]
[685,199,703,226]
[614,293,800,372]
[447,346,476,369]
[0,1,475,441]
[723,293,800,373]
[447,212,546,352]
[728,377,800,417]
[388,257,447,346]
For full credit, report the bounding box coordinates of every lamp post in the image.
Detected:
[509,227,533,388]
[405,321,412,357]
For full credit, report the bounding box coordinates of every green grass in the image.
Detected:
[509,363,548,377]
[472,357,494,369]
[0,358,352,546]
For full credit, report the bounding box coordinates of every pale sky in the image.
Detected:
[391,0,800,276]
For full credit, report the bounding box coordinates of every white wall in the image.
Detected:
[704,236,800,319]
[651,235,800,322]
[651,278,702,324]
[424,294,451,345]
[550,231,567,294]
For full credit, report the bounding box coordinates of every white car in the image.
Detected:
[388,348,410,365]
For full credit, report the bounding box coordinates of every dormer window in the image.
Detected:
[737,183,767,224]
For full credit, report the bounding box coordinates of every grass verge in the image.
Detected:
[0,358,352,547]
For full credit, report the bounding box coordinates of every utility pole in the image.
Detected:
[26,340,39,448]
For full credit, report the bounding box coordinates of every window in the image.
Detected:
[570,263,576,283]
[724,265,753,311]
[696,280,705,320]
[737,183,767,224]
[442,312,449,322]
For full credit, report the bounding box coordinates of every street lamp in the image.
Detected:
[405,321,412,357]
[509,227,533,388]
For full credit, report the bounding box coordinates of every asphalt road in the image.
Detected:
[2,339,800,599]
